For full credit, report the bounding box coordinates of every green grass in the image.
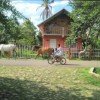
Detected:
[94,68,100,74]
[15,49,48,60]
[16,49,36,58]
[0,67,100,100]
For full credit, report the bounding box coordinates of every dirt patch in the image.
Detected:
[0,58,100,67]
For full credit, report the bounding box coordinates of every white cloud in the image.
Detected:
[11,0,71,27]
[11,1,43,26]
[51,1,69,7]
[12,1,40,16]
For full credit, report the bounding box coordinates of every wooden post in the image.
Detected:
[68,47,72,60]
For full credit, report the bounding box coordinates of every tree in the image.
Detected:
[70,1,100,48]
[0,0,25,43]
[36,31,42,45]
[37,0,54,20]
[8,17,22,43]
[19,19,38,45]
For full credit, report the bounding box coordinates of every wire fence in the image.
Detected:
[0,45,36,59]
[15,45,35,58]
[0,45,100,60]
[64,48,100,60]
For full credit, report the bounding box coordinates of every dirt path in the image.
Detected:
[0,58,100,67]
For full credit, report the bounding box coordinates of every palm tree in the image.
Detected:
[37,0,54,20]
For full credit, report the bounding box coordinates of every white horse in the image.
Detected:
[78,48,87,58]
[0,44,16,57]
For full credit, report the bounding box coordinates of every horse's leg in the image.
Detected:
[48,53,52,58]
[6,51,10,58]
[0,51,1,58]
[5,51,10,58]
[41,53,44,58]
[13,50,17,58]
[35,54,38,59]
[35,53,39,59]
[10,51,13,58]
[1,50,4,57]
[0,51,2,58]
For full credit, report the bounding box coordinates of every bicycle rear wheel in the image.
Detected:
[48,56,55,64]
[60,57,66,65]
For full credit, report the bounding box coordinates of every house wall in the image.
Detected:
[42,35,66,49]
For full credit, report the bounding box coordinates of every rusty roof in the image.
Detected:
[38,9,72,27]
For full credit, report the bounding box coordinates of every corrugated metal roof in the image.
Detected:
[38,9,71,27]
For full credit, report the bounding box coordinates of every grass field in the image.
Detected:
[94,68,100,74]
[0,66,100,100]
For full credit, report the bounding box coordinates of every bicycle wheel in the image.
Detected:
[48,56,55,64]
[60,57,66,65]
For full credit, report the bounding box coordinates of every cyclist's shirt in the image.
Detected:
[54,47,63,57]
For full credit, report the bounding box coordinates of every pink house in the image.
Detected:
[38,9,82,50]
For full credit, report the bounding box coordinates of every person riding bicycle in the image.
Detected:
[54,44,63,61]
[48,44,66,64]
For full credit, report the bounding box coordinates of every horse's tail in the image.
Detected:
[35,48,43,59]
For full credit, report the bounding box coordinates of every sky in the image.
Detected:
[11,0,72,27]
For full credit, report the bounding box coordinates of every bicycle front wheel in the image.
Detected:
[48,56,55,64]
[60,57,66,65]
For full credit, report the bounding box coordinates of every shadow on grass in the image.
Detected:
[54,63,80,67]
[0,77,100,100]
[64,64,80,66]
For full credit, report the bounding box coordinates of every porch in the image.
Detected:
[44,26,68,36]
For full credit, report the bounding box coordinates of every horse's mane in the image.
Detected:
[32,45,41,51]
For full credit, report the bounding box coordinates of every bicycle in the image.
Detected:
[48,54,66,65]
